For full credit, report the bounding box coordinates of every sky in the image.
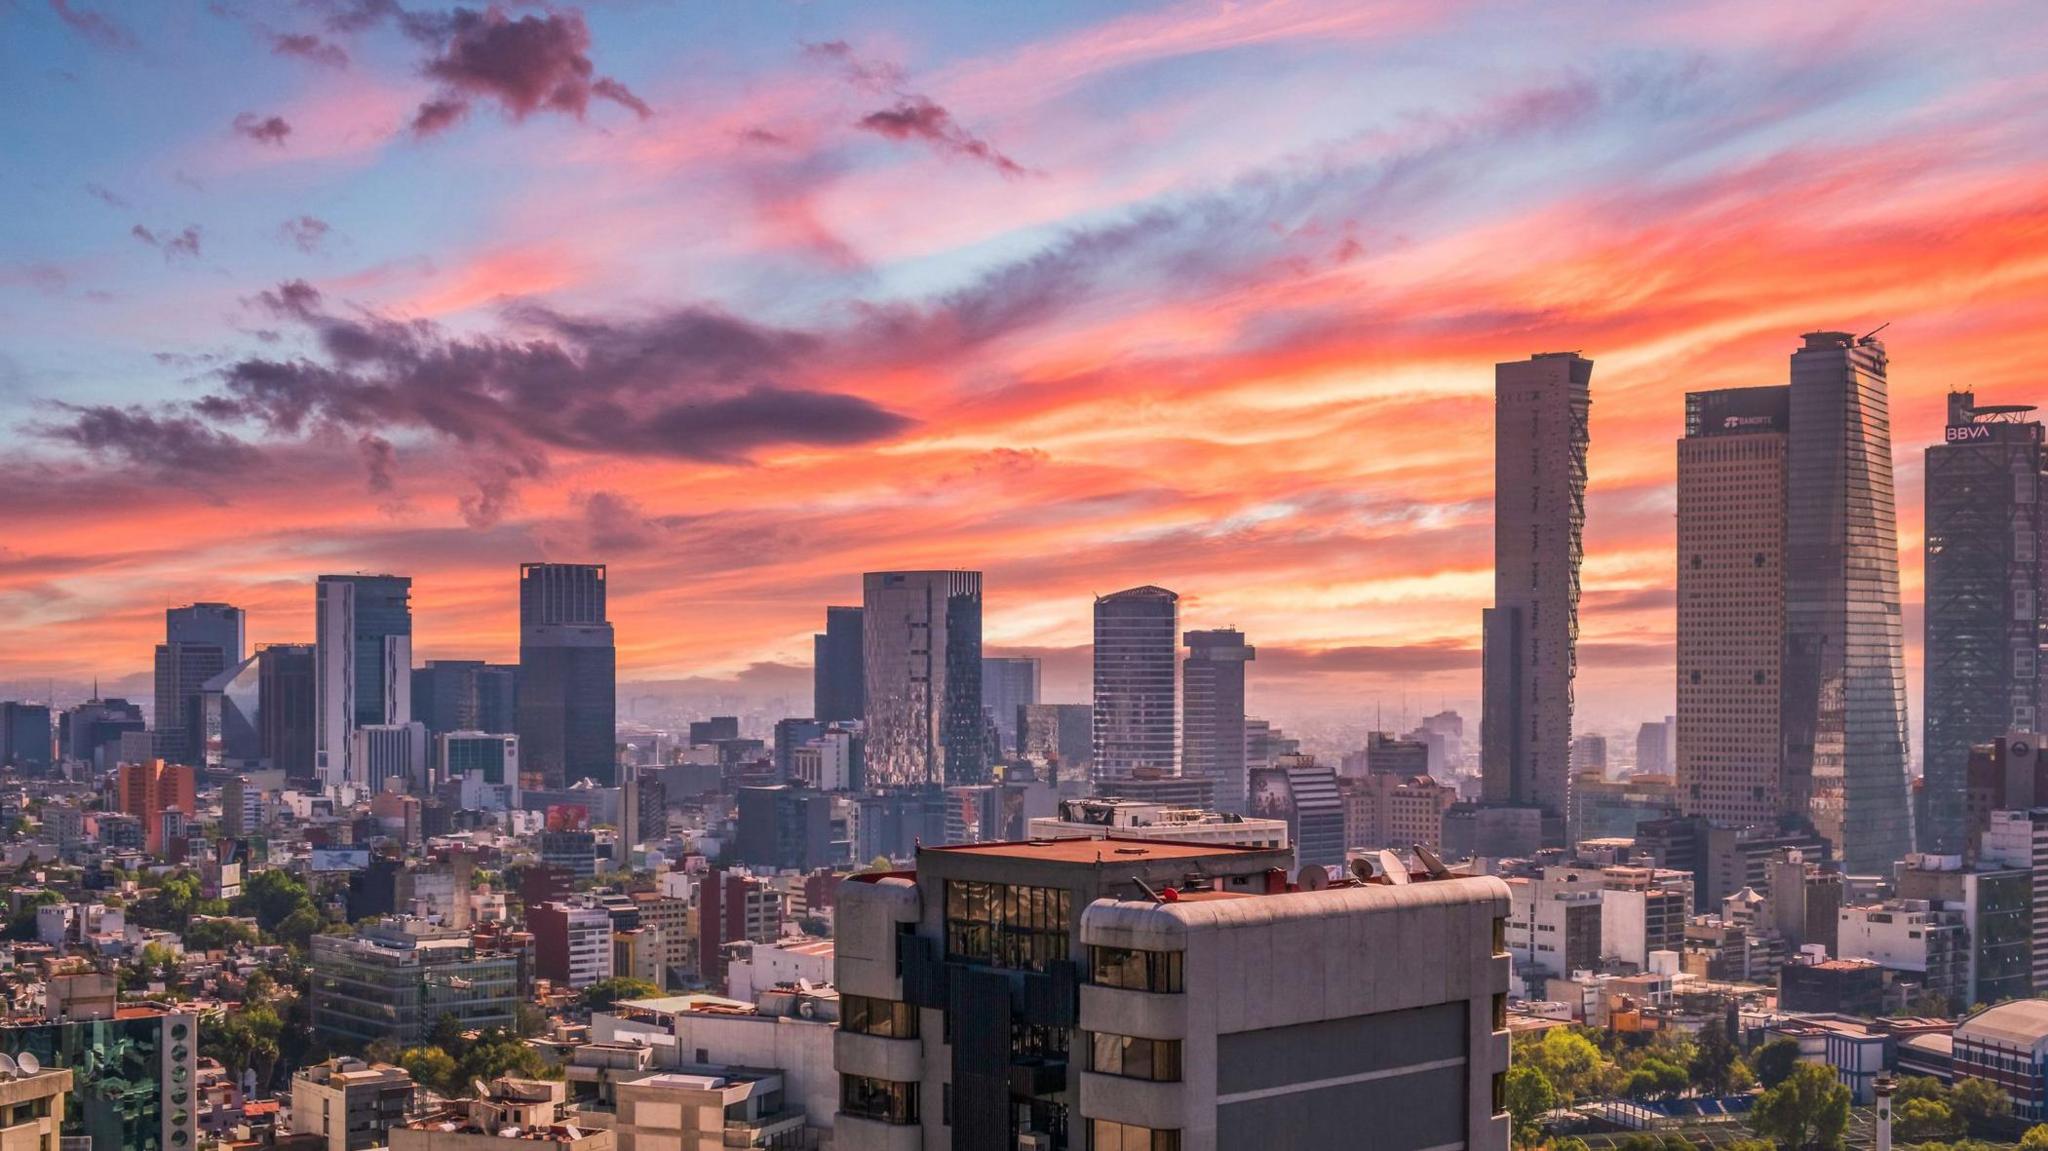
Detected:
[3,0,2047,736]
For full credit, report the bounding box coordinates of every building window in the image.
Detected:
[1493,992,1507,1031]
[840,1074,919,1125]
[842,995,919,1039]
[1089,1119,1180,1151]
[1089,1032,1182,1082]
[1089,946,1184,992]
[945,880,1071,971]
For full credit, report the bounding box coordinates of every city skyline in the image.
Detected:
[7,4,2048,730]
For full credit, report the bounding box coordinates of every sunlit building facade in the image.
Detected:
[1092,585,1179,784]
[863,570,985,787]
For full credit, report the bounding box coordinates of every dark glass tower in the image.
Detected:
[862,571,983,786]
[316,574,413,788]
[1782,331,1912,872]
[1923,393,2046,853]
[518,563,617,788]
[414,660,519,735]
[813,605,866,724]
[154,602,243,765]
[1183,628,1255,813]
[980,656,1040,757]
[1092,586,1180,783]
[1482,352,1591,846]
[258,643,317,780]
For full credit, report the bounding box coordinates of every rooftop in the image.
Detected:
[926,837,1271,864]
[1956,1000,2048,1049]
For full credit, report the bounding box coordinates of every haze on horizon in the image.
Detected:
[5,0,2047,736]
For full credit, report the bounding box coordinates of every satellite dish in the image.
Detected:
[1297,866,1329,891]
[15,1053,36,1076]
[0,1053,19,1079]
[1349,856,1378,882]
[471,1078,490,1099]
[1377,850,1412,885]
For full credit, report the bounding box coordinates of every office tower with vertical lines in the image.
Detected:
[1092,586,1180,783]
[814,605,866,724]
[863,570,984,787]
[1183,628,1255,813]
[1677,386,1791,828]
[1482,352,1591,846]
[981,655,1041,756]
[316,574,413,789]
[1923,392,2047,853]
[518,562,617,788]
[1782,331,1912,873]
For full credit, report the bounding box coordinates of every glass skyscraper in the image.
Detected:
[1092,585,1179,783]
[981,655,1041,756]
[814,604,866,724]
[1782,331,1912,872]
[863,570,984,787]
[1922,392,2045,853]
[518,562,617,787]
[1183,628,1255,813]
[315,574,413,789]
[153,601,243,765]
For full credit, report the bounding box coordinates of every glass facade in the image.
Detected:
[814,605,866,725]
[1087,1033,1181,1081]
[258,644,316,779]
[0,1012,188,1151]
[310,926,519,1046]
[1088,946,1184,993]
[1182,630,1254,814]
[841,995,918,1039]
[518,627,617,788]
[1783,333,1912,872]
[1091,587,1179,783]
[840,1075,918,1125]
[1088,1120,1180,1151]
[862,571,984,786]
[943,880,1071,971]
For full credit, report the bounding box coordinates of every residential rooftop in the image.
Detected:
[924,836,1274,864]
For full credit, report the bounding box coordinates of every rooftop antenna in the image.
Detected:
[1859,321,1891,343]
[1130,877,1164,904]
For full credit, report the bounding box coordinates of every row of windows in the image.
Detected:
[1088,1032,1181,1082]
[1089,946,1184,992]
[1089,1119,1181,1151]
[840,1074,918,1125]
[841,995,917,1039]
[945,880,1072,972]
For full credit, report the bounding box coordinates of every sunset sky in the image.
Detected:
[5,1,2047,736]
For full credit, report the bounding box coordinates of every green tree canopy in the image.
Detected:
[1894,1098,1964,1143]
[1752,1038,1803,1090]
[1950,1076,2013,1135]
[184,917,258,952]
[2016,1123,2048,1151]
[1751,1063,1851,1151]
[400,1046,459,1095]
[581,976,660,1012]
[1505,1063,1558,1147]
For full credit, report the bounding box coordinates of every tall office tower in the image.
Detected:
[813,605,866,724]
[1923,393,2048,853]
[257,643,317,779]
[1570,734,1608,778]
[0,702,53,771]
[152,642,224,765]
[412,660,518,735]
[1678,386,1792,828]
[1092,585,1180,783]
[862,570,984,787]
[1183,628,1256,813]
[316,574,413,790]
[1482,352,1592,846]
[1783,331,1913,873]
[981,656,1041,756]
[166,602,244,663]
[518,562,618,788]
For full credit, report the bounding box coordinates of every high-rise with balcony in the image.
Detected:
[1782,331,1912,873]
[1092,586,1179,784]
[863,571,984,787]
[1183,629,1255,813]
[518,563,617,788]
[1677,386,1791,828]
[1923,393,2047,853]
[1482,353,1591,846]
[316,575,413,790]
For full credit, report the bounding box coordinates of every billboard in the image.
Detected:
[1688,386,1789,438]
[308,847,370,872]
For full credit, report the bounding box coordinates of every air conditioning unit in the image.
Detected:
[1018,1133,1053,1151]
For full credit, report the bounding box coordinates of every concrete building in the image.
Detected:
[531,901,616,990]
[737,785,834,872]
[1923,395,2047,853]
[0,1065,69,1151]
[1895,854,2034,1008]
[1181,630,1254,814]
[393,1078,612,1151]
[699,871,786,986]
[1482,352,1592,848]
[1249,756,1345,869]
[1505,873,1602,996]
[1027,798,1289,851]
[1982,807,2048,994]
[577,1067,809,1151]
[1953,1000,2048,1121]
[596,992,839,1148]
[832,836,1509,1151]
[352,721,428,795]
[1569,734,1608,779]
[316,574,414,791]
[1836,900,1967,1007]
[117,758,196,856]
[292,1059,417,1151]
[864,571,984,787]
[1676,386,1791,828]
[443,731,520,810]
[1093,586,1180,783]
[726,937,836,1002]
[1783,331,1913,873]
[1341,773,1457,852]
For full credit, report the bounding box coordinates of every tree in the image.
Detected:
[1518,1029,1608,1103]
[1950,1076,2013,1136]
[274,905,325,951]
[2017,1123,2048,1151]
[581,977,660,1012]
[400,1046,459,1095]
[1503,1064,1557,1146]
[1692,1020,1748,1096]
[1751,1063,1850,1151]
[1752,1038,1803,1090]
[458,1030,550,1085]
[1907,988,1953,1018]
[1894,1098,1963,1143]
[1,890,62,941]
[1551,1138,1592,1151]
[236,868,317,934]
[184,917,258,952]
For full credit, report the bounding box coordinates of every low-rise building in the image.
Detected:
[392,1078,612,1151]
[1027,799,1288,852]
[291,1059,417,1151]
[1953,1000,2048,1121]
[310,918,520,1045]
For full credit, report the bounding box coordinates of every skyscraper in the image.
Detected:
[1092,585,1180,782]
[1482,352,1591,845]
[981,655,1041,756]
[1677,386,1791,828]
[258,643,317,780]
[316,574,413,790]
[412,660,518,736]
[1923,393,2046,853]
[813,605,865,724]
[1183,628,1255,813]
[152,601,243,765]
[517,563,617,788]
[1783,331,1912,872]
[862,570,983,787]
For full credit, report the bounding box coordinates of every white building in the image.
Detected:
[351,722,428,795]
[593,991,838,1148]
[726,938,835,1002]
[316,574,412,790]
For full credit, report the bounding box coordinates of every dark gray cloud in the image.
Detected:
[857,96,1025,177]
[406,6,651,135]
[83,182,128,209]
[130,224,203,261]
[357,433,396,492]
[48,0,134,50]
[801,39,904,93]
[232,112,292,146]
[280,215,333,254]
[35,404,263,475]
[272,31,349,67]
